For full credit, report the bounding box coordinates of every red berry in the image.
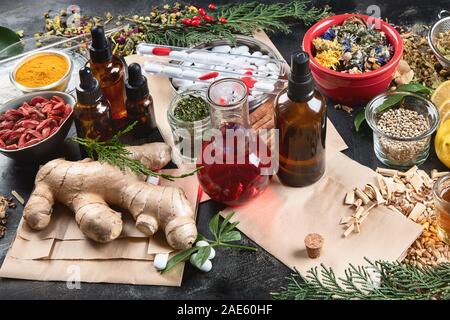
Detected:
[191,19,201,27]
[192,15,201,20]
[219,17,227,23]
[208,3,216,10]
[204,15,215,22]
[198,8,206,16]
[181,18,192,25]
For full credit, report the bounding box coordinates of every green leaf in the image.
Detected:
[396,83,433,95]
[222,221,240,236]
[218,211,236,237]
[220,230,242,243]
[354,109,367,132]
[378,93,405,113]
[0,26,23,58]
[192,246,212,269]
[162,247,199,273]
[209,213,220,240]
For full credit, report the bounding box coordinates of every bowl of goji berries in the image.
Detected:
[0,91,75,162]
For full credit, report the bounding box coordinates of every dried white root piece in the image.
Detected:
[376,168,398,177]
[353,198,363,210]
[408,203,426,222]
[408,173,424,193]
[417,170,433,189]
[355,188,371,205]
[344,191,355,205]
[398,165,417,178]
[340,216,354,225]
[431,169,450,180]
[11,190,24,205]
[343,224,355,237]
[365,184,385,205]
[376,174,387,196]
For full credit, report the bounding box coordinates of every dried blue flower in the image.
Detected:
[322,28,336,40]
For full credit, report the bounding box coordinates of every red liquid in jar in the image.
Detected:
[196,124,271,206]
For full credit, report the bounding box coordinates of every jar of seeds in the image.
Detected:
[365,91,440,168]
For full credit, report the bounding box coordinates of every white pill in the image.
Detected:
[251,51,263,57]
[169,51,189,60]
[164,66,182,77]
[196,240,209,247]
[241,51,251,57]
[266,63,280,74]
[233,57,248,66]
[190,254,213,272]
[212,45,231,53]
[230,47,240,55]
[144,62,163,74]
[153,253,169,270]
[237,45,250,53]
[254,55,271,66]
[254,81,275,93]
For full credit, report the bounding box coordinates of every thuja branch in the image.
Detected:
[72,122,200,181]
[272,258,450,300]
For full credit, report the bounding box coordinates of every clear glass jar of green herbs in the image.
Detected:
[168,90,211,163]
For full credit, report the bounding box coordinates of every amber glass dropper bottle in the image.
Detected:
[88,25,128,130]
[125,63,157,139]
[274,50,327,187]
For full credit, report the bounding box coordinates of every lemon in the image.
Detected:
[431,80,450,110]
[435,118,450,169]
[438,100,450,121]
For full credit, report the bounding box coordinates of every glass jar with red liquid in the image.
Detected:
[196,78,272,206]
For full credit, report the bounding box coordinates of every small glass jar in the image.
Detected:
[433,174,450,244]
[365,91,440,168]
[167,90,211,163]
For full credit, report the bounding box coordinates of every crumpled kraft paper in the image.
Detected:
[0,169,199,286]
[221,152,423,277]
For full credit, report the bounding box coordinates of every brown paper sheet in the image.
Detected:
[0,169,199,286]
[221,152,423,276]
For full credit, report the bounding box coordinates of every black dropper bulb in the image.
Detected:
[288,50,314,102]
[126,63,149,101]
[76,67,102,105]
[89,25,112,63]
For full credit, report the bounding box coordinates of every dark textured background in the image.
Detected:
[0,0,448,299]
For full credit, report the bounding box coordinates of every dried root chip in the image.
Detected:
[344,191,355,205]
[304,233,324,259]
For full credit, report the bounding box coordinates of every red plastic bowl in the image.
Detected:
[302,14,403,106]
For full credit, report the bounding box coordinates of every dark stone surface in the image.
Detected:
[0,0,448,299]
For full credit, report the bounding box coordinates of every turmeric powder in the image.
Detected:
[15,53,69,88]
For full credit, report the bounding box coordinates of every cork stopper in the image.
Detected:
[304,233,324,259]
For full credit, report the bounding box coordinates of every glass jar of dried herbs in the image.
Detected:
[167,90,211,162]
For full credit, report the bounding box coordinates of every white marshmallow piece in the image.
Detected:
[212,45,231,53]
[153,253,169,270]
[190,253,213,272]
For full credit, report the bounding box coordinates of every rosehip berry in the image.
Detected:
[219,17,227,23]
[208,3,216,10]
[181,18,192,25]
[192,15,201,20]
[204,15,215,22]
[198,8,206,16]
[191,19,201,27]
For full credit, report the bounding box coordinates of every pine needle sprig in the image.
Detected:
[141,1,330,47]
[272,258,450,300]
[72,122,201,181]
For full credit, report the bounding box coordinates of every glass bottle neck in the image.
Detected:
[207,78,251,130]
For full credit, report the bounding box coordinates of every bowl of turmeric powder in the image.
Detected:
[10,50,73,93]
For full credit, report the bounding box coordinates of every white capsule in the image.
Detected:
[181,70,200,80]
[233,57,249,66]
[153,253,169,270]
[190,254,213,272]
[196,240,209,247]
[169,51,189,61]
[230,47,240,55]
[212,45,231,53]
[251,51,263,57]
[254,55,270,66]
[164,66,182,77]
[257,65,269,72]
[144,62,163,74]
[208,247,216,260]
[241,51,251,57]
[137,45,154,55]
[266,62,280,74]
[254,81,275,93]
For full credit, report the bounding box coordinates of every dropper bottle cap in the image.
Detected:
[89,25,112,63]
[126,63,149,101]
[76,67,102,105]
[287,50,315,102]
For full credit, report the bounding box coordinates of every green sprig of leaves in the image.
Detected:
[354,83,434,132]
[163,212,257,273]
[72,121,201,181]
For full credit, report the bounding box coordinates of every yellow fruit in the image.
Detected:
[438,100,450,121]
[435,118,450,169]
[431,80,450,109]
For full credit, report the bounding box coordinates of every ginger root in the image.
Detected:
[23,142,197,249]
